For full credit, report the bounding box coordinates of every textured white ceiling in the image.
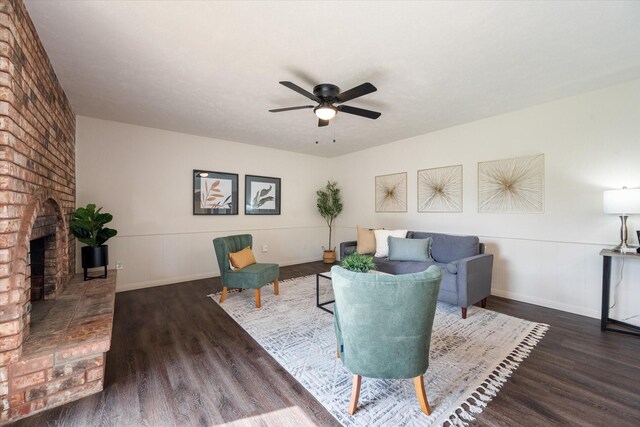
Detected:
[24,1,640,157]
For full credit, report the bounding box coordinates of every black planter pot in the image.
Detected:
[81,245,109,281]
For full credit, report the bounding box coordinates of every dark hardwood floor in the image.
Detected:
[13,261,640,426]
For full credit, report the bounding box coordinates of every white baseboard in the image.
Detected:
[491,288,600,320]
[115,272,217,293]
[115,256,323,293]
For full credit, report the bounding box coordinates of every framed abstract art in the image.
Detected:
[193,170,238,215]
[245,175,281,215]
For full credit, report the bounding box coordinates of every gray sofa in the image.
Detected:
[340,231,493,318]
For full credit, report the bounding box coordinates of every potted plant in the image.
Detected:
[70,204,118,281]
[340,253,376,273]
[316,181,343,264]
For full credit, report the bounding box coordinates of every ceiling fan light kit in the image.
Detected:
[314,102,337,120]
[269,81,381,127]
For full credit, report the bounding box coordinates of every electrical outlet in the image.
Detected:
[262,244,268,253]
[115,261,123,270]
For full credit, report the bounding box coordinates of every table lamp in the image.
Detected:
[603,187,640,253]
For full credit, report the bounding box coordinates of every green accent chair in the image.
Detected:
[213,234,279,308]
[331,265,442,416]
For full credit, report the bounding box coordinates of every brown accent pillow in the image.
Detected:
[229,246,256,269]
[356,226,379,254]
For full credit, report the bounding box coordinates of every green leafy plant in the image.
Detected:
[316,181,343,251]
[341,253,376,273]
[70,204,118,248]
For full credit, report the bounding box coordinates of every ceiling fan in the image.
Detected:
[269,81,381,127]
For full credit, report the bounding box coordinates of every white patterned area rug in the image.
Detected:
[208,275,548,426]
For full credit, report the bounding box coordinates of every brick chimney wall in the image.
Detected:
[0,0,76,421]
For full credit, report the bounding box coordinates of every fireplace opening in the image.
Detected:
[29,236,46,301]
[27,212,60,334]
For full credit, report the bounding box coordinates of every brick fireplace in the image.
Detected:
[0,1,116,423]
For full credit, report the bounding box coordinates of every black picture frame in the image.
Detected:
[245,175,281,215]
[193,169,238,215]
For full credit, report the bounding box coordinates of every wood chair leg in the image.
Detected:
[348,375,361,415]
[461,307,467,319]
[255,288,261,308]
[481,297,487,308]
[413,375,432,415]
[336,344,340,359]
[219,287,228,304]
[274,279,279,295]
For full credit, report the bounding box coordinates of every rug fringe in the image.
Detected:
[445,322,549,426]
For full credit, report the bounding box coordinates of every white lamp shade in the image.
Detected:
[314,106,336,120]
[603,188,640,214]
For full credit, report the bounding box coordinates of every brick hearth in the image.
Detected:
[6,272,116,422]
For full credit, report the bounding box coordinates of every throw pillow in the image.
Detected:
[374,229,407,257]
[229,246,256,269]
[356,226,380,254]
[388,236,434,262]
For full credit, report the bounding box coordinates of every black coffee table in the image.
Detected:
[315,271,334,314]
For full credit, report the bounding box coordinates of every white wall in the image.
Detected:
[76,80,640,324]
[331,79,640,324]
[76,116,329,291]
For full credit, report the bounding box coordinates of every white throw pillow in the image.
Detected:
[374,229,408,257]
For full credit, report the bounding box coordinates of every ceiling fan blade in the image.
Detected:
[336,82,377,103]
[269,105,314,113]
[318,119,329,127]
[337,105,381,119]
[279,81,320,102]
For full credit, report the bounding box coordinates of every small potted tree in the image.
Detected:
[316,181,343,264]
[70,204,118,281]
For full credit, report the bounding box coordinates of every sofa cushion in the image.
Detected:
[356,226,378,254]
[446,262,458,274]
[411,232,479,263]
[436,264,459,295]
[372,258,458,302]
[374,257,434,275]
[374,229,407,257]
[388,236,433,262]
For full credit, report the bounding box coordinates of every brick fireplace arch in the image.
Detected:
[5,188,70,349]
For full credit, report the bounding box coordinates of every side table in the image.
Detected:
[600,248,640,337]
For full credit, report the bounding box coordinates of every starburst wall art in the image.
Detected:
[375,172,407,212]
[478,154,544,213]
[418,165,463,213]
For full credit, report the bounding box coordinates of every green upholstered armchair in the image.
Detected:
[213,234,279,308]
[331,265,442,416]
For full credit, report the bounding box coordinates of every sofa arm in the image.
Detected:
[340,240,357,260]
[455,253,493,308]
